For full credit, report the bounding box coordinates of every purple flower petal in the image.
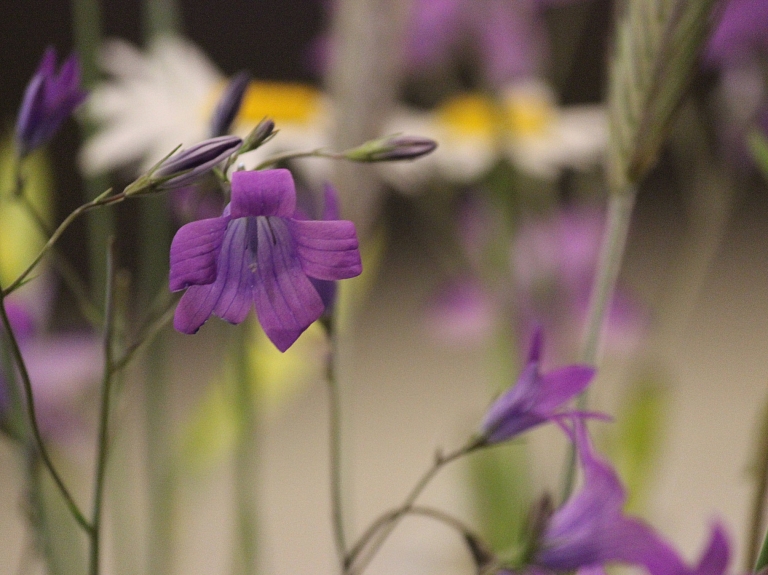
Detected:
[538,421,685,573]
[169,216,229,291]
[535,365,595,413]
[289,219,362,281]
[230,169,297,219]
[252,217,324,352]
[173,218,254,333]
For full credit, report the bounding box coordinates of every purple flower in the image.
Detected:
[169,169,362,351]
[479,329,595,443]
[533,421,730,575]
[15,48,87,156]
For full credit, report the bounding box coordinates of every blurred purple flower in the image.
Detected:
[704,0,768,163]
[534,420,731,575]
[406,0,584,86]
[512,207,647,362]
[15,48,87,156]
[170,169,362,351]
[706,0,768,68]
[425,202,646,360]
[209,71,251,138]
[479,329,595,444]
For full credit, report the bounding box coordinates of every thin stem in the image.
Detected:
[322,316,347,568]
[89,238,118,575]
[345,440,480,575]
[110,294,178,374]
[747,391,768,570]
[254,149,340,170]
[560,189,637,502]
[15,181,102,325]
[405,505,483,544]
[2,190,123,297]
[232,329,259,575]
[0,286,91,532]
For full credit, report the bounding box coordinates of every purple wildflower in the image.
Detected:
[15,48,87,156]
[169,169,362,351]
[533,420,731,575]
[152,135,242,190]
[479,329,595,444]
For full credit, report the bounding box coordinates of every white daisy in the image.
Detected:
[80,35,330,184]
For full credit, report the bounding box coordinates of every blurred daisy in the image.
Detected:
[80,35,330,184]
[380,80,607,191]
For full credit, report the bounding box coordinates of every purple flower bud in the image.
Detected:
[241,118,276,153]
[126,135,242,195]
[345,135,438,162]
[15,48,87,156]
[209,71,251,137]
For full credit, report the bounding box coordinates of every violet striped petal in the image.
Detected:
[289,219,362,281]
[173,219,253,333]
[252,217,324,352]
[169,217,228,291]
[230,169,297,218]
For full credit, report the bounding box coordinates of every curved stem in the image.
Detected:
[3,190,123,297]
[0,288,91,533]
[255,149,340,170]
[345,440,480,575]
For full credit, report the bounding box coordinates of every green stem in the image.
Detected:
[14,172,101,325]
[232,329,259,575]
[345,441,480,575]
[254,149,340,170]
[2,189,122,297]
[0,286,91,532]
[322,316,347,568]
[89,238,118,575]
[145,333,174,575]
[142,0,183,39]
[560,189,637,502]
[747,391,768,571]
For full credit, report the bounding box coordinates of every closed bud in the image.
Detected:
[209,71,251,137]
[344,135,437,162]
[241,118,276,154]
[125,135,242,196]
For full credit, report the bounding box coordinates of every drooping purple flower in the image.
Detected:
[533,421,731,575]
[15,48,88,156]
[170,169,362,351]
[479,329,595,444]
